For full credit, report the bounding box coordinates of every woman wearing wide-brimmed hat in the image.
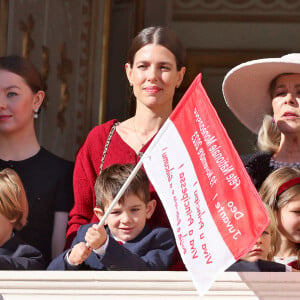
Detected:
[223,53,300,189]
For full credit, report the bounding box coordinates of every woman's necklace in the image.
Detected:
[270,158,300,169]
[132,118,146,148]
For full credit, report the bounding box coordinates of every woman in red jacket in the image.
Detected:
[66,26,186,268]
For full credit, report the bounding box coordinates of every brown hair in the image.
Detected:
[260,167,300,210]
[0,168,28,230]
[264,203,277,260]
[94,164,150,211]
[0,55,45,93]
[127,26,186,70]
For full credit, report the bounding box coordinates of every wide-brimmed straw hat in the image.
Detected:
[222,53,300,133]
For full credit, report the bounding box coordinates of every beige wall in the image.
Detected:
[0,0,8,56]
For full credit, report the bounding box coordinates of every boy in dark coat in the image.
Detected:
[0,168,45,270]
[48,164,175,271]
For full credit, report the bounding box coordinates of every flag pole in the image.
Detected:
[85,158,145,247]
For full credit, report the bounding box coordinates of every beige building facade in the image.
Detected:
[1,0,299,159]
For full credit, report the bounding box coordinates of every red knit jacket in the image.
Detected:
[66,119,185,270]
[66,120,168,240]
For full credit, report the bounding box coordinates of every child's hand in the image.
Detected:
[85,224,107,250]
[68,242,92,265]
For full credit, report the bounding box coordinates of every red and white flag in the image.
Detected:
[142,74,269,295]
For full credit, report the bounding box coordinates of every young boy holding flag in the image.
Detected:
[48,164,175,270]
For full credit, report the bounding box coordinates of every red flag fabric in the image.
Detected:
[142,73,269,295]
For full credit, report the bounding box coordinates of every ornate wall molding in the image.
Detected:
[5,0,108,160]
[75,0,92,147]
[19,14,34,58]
[0,0,9,56]
[57,43,72,132]
[173,0,300,21]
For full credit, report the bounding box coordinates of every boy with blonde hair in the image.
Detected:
[0,168,45,269]
[48,164,175,270]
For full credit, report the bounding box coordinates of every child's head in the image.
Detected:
[0,168,28,232]
[241,203,277,262]
[95,163,152,209]
[94,164,156,242]
[260,167,300,246]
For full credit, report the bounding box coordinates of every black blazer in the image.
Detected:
[48,224,175,271]
[241,151,274,189]
[0,234,45,270]
[226,259,286,272]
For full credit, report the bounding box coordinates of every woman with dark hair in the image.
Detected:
[0,55,74,265]
[66,27,186,269]
[222,53,300,189]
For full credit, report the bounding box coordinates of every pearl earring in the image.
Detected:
[33,108,39,119]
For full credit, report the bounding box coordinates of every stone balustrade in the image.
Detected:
[0,271,298,299]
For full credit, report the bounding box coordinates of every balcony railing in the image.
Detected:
[0,271,298,299]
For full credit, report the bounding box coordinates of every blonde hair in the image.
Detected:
[259,167,300,265]
[259,167,300,210]
[263,203,277,260]
[0,168,28,230]
[257,115,281,152]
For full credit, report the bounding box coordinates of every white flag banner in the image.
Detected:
[142,74,269,296]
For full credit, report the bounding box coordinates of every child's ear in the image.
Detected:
[145,199,157,219]
[9,218,17,224]
[94,207,105,222]
[8,218,17,230]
